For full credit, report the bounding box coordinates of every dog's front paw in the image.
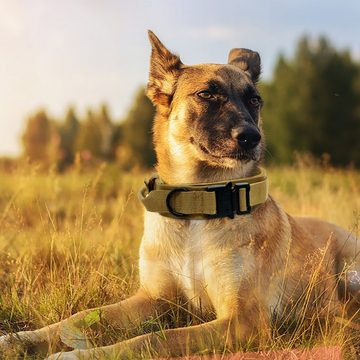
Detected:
[1,331,50,356]
[0,334,11,350]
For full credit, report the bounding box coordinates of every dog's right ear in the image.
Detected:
[228,48,261,83]
[147,30,183,107]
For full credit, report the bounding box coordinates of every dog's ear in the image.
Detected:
[147,30,183,106]
[228,48,261,83]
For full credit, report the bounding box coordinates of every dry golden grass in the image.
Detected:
[0,159,359,359]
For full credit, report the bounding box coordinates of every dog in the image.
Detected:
[0,30,359,359]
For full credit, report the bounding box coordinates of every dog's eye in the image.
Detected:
[249,97,261,107]
[197,91,213,100]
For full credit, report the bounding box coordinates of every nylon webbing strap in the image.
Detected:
[139,168,268,220]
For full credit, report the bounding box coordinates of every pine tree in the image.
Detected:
[120,87,156,168]
[22,110,52,165]
[261,36,360,166]
[97,104,116,160]
[75,109,103,161]
[58,107,80,169]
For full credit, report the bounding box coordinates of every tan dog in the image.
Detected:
[1,31,359,359]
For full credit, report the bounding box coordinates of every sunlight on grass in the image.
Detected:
[0,160,359,359]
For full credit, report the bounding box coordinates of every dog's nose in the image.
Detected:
[236,127,261,150]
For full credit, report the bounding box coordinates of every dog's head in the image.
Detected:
[147,31,264,178]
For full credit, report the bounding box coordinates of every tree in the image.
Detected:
[75,109,103,161]
[22,110,53,165]
[261,36,360,166]
[120,87,156,168]
[58,107,80,169]
[97,103,116,160]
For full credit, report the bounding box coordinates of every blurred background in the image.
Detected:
[1,0,360,171]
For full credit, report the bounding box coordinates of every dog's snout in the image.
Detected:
[236,128,261,150]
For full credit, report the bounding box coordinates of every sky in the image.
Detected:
[1,0,359,156]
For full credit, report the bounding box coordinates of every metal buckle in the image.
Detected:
[166,188,189,217]
[234,183,251,215]
[206,182,251,219]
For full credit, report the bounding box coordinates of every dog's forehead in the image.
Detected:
[178,64,251,91]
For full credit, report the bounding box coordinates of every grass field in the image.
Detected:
[0,160,359,359]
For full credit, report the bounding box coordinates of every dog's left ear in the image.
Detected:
[147,30,183,107]
[228,48,261,83]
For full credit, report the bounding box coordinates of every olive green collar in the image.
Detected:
[138,168,268,220]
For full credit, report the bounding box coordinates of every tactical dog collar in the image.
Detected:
[138,168,268,220]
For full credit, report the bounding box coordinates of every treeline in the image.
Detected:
[19,36,360,170]
[261,36,360,167]
[21,88,155,171]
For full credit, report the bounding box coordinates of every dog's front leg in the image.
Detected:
[46,316,255,359]
[0,289,163,355]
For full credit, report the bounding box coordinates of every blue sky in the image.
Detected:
[1,0,359,155]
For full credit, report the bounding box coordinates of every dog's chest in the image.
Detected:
[168,220,214,310]
[165,220,251,313]
[142,213,253,314]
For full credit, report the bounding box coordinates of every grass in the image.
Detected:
[0,159,359,359]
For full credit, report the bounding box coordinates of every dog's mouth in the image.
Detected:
[190,137,258,163]
[190,138,213,156]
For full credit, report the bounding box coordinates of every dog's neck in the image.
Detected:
[155,139,261,185]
